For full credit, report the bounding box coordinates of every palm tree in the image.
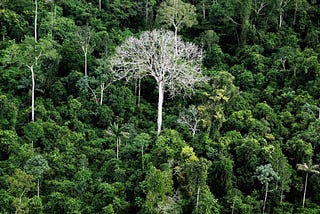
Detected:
[296,162,320,208]
[106,123,129,159]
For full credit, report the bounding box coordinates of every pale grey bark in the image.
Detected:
[26,52,42,122]
[34,0,38,42]
[302,173,308,208]
[202,2,206,20]
[31,66,35,122]
[296,163,320,208]
[253,0,267,15]
[278,0,291,28]
[178,105,200,138]
[157,81,164,135]
[100,82,105,105]
[109,29,205,135]
[116,137,120,159]
[263,182,268,214]
[84,52,88,76]
[196,186,200,207]
[77,26,93,76]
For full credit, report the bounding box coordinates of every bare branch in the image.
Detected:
[109,29,206,134]
[178,105,200,137]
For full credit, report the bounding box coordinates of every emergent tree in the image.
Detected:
[109,29,205,135]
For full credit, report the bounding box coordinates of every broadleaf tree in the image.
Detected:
[24,154,50,197]
[77,25,94,77]
[109,29,205,135]
[255,163,279,214]
[156,0,198,41]
[2,37,59,123]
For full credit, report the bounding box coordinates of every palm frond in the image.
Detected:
[296,163,308,171]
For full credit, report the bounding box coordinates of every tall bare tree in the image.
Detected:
[178,105,200,138]
[109,29,205,135]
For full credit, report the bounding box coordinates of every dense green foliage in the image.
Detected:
[0,0,320,213]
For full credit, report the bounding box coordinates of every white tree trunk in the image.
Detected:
[99,0,101,10]
[34,0,38,42]
[263,182,268,214]
[279,14,283,28]
[100,82,105,105]
[31,66,35,122]
[84,52,88,76]
[303,173,308,208]
[202,2,206,20]
[157,81,164,135]
[116,138,120,159]
[196,186,200,207]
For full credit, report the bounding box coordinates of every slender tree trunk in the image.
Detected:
[87,82,98,104]
[100,82,105,105]
[34,0,38,42]
[19,189,25,205]
[196,186,200,207]
[141,144,144,169]
[29,64,36,149]
[302,173,308,208]
[263,182,268,214]
[134,78,141,106]
[31,66,35,122]
[279,14,283,28]
[275,159,279,190]
[192,129,196,139]
[99,0,101,10]
[280,166,285,203]
[202,2,206,20]
[157,81,164,135]
[231,197,235,214]
[84,52,88,76]
[116,138,120,159]
[15,193,25,214]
